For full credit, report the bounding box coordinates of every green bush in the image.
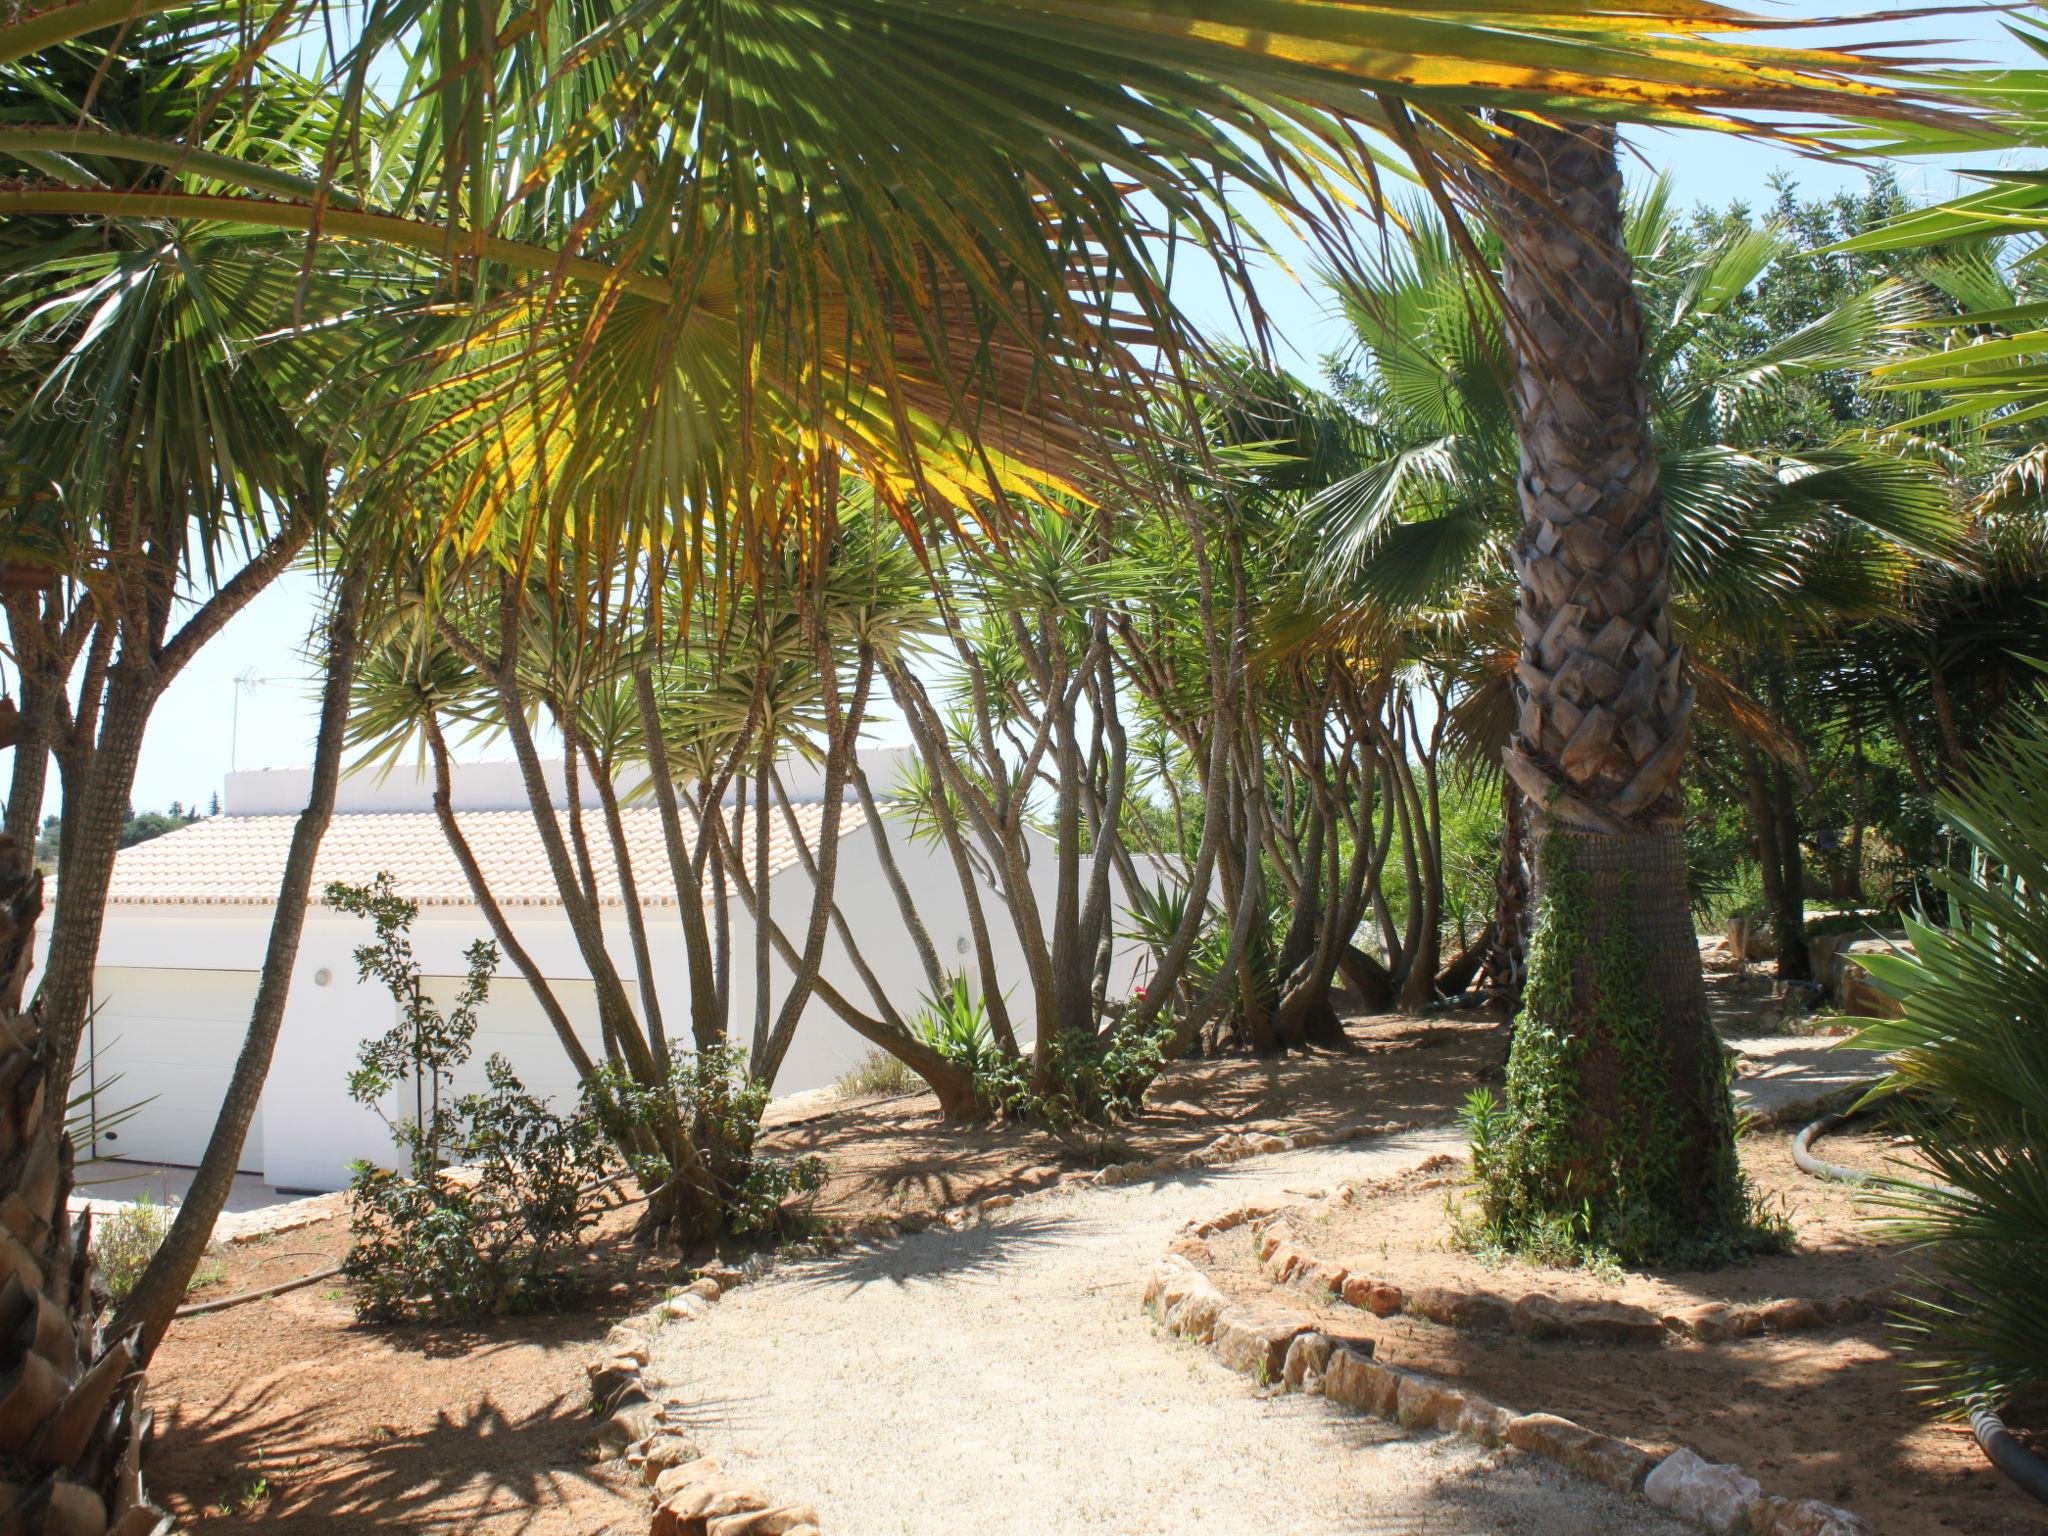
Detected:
[980,1019,1175,1133]
[908,969,1172,1130]
[93,1195,225,1306]
[914,974,1003,1080]
[1846,710,2048,1415]
[94,1196,171,1304]
[346,1057,614,1322]
[834,1049,921,1099]
[330,876,614,1322]
[586,1040,826,1239]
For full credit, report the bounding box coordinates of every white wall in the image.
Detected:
[66,790,1154,1191]
[722,814,1153,1093]
[62,904,614,1191]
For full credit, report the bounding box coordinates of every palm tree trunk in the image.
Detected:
[1482,116,1745,1259]
[0,847,167,1535]
[114,564,367,1359]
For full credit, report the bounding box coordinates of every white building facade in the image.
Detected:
[57,751,1143,1191]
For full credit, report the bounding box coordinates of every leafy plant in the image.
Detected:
[980,1020,1177,1135]
[834,1050,922,1099]
[1845,706,2048,1414]
[327,875,492,1173]
[93,1195,225,1305]
[331,881,614,1322]
[345,1058,615,1322]
[585,1041,825,1240]
[913,975,1004,1081]
[93,1196,172,1305]
[1462,851,1788,1269]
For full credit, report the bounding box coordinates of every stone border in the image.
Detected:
[1223,1163,1891,1348]
[588,1262,826,1535]
[1145,1212,1875,1536]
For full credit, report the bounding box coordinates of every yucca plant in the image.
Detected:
[0,844,168,1535]
[1848,704,2048,1414]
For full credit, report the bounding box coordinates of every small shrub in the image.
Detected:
[345,1057,614,1322]
[586,1040,825,1240]
[94,1196,226,1305]
[835,1049,920,1099]
[914,975,1003,1080]
[330,876,614,1322]
[979,1018,1175,1133]
[95,1196,172,1304]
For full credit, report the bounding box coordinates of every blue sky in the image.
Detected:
[113,0,2032,814]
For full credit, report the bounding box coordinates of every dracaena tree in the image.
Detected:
[0,29,424,1098]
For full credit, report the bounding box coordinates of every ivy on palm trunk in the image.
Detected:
[1465,116,1779,1267]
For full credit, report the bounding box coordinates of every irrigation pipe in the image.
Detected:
[1798,1114,2048,1505]
[1792,1111,1872,1185]
[175,1263,345,1318]
[1794,1110,1960,1199]
[1972,1402,2048,1506]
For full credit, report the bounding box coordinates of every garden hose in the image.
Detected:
[1793,1111,1958,1199]
[1797,1118,2048,1504]
[1973,1401,2048,1507]
[1793,1112,1870,1184]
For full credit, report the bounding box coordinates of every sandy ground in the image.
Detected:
[642,1130,1695,1536]
[1200,1132,2048,1536]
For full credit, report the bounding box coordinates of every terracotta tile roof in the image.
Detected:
[102,803,864,908]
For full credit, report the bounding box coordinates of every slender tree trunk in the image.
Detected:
[114,563,367,1359]
[634,669,726,1053]
[1482,117,1745,1258]
[1768,758,1811,981]
[41,663,153,1086]
[850,761,947,998]
[1482,776,1531,1011]
[583,741,670,1067]
[422,714,593,1077]
[1738,739,1785,959]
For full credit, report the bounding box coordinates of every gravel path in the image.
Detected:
[643,1129,1691,1536]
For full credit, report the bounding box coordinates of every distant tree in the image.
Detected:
[117,805,199,848]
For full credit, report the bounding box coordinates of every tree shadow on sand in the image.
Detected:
[153,1381,656,1534]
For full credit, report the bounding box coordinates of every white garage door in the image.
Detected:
[86,967,262,1172]
[423,974,607,1115]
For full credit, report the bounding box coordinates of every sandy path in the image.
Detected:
[643,1130,1691,1536]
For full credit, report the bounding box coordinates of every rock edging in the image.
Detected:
[1246,1180,1888,1347]
[587,1261,823,1535]
[1144,1232,1873,1536]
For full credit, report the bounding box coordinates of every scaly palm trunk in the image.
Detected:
[0,844,168,1536]
[1482,118,1746,1258]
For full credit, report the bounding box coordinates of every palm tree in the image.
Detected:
[0,29,422,1093]
[1306,194,1963,1255]
[0,854,168,1535]
[2,0,1956,564]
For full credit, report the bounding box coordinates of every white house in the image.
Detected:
[58,749,1144,1191]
